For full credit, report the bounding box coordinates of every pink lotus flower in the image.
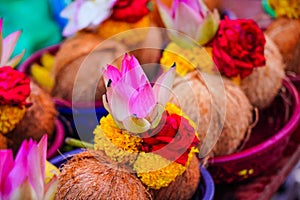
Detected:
[61,0,116,36]
[0,18,25,68]
[157,0,220,48]
[0,135,58,200]
[102,54,176,133]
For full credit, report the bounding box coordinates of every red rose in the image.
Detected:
[111,0,150,23]
[212,17,266,79]
[141,112,199,165]
[0,66,30,106]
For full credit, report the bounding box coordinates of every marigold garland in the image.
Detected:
[0,105,26,134]
[94,114,142,165]
[97,15,150,46]
[160,42,215,76]
[268,0,300,19]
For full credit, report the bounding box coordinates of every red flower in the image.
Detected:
[110,0,150,23]
[212,17,266,79]
[0,66,30,106]
[141,111,199,165]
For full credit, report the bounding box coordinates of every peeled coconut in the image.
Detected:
[6,81,57,154]
[151,154,200,200]
[265,17,300,73]
[240,35,285,109]
[52,32,127,103]
[170,71,253,156]
[55,150,151,200]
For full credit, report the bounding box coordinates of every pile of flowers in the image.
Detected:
[159,0,266,82]
[94,54,200,189]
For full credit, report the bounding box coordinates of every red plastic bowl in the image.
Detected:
[207,79,300,183]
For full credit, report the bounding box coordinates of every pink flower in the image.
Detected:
[0,19,25,68]
[0,135,58,200]
[157,0,220,48]
[102,54,176,133]
[61,0,116,36]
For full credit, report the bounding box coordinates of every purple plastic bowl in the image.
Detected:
[207,79,300,183]
[47,118,65,159]
[50,149,215,200]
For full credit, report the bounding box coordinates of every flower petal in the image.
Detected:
[102,65,121,85]
[129,80,156,118]
[153,66,176,106]
[174,2,202,40]
[44,175,58,200]
[109,81,135,121]
[77,2,100,29]
[157,0,174,29]
[0,150,14,197]
[1,30,21,66]
[195,10,220,45]
[123,116,151,133]
[122,55,148,89]
[6,50,25,68]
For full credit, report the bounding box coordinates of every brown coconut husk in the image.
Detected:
[6,81,57,154]
[151,154,200,200]
[0,134,7,149]
[55,150,151,200]
[51,32,127,103]
[170,71,253,156]
[265,18,300,73]
[240,35,285,109]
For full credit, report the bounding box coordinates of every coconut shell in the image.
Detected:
[170,71,253,156]
[265,18,300,73]
[240,35,285,109]
[0,134,7,149]
[6,81,57,154]
[151,154,200,200]
[55,150,151,200]
[52,32,127,102]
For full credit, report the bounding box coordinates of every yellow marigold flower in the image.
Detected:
[97,15,150,46]
[134,149,197,189]
[160,42,216,76]
[134,152,186,189]
[0,105,26,134]
[268,0,300,19]
[94,114,143,165]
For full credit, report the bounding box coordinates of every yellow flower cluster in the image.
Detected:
[0,105,26,134]
[160,42,216,76]
[134,152,186,189]
[94,114,143,165]
[97,15,150,46]
[134,147,198,189]
[269,0,300,18]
